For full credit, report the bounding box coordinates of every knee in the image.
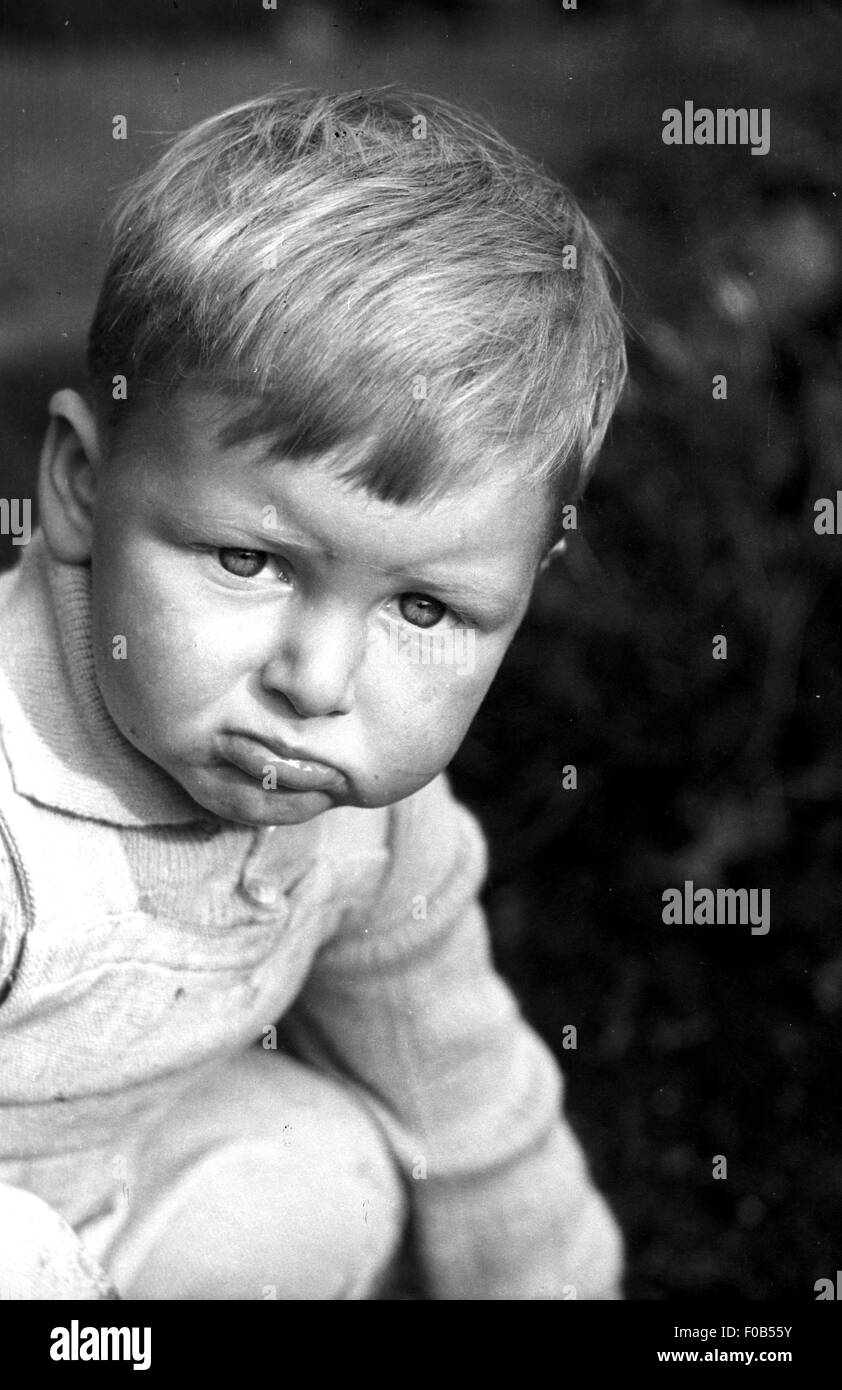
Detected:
[263,1081,408,1297]
[117,1075,407,1300]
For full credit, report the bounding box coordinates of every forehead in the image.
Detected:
[111,385,550,572]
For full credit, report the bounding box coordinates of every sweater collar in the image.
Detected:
[0,531,210,826]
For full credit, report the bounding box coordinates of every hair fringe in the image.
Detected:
[87,85,627,534]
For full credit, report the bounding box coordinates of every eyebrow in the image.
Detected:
[255,525,522,620]
[412,567,522,613]
[209,442,525,618]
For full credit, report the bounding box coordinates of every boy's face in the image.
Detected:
[86,387,548,826]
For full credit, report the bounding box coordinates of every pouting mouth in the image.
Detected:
[220,733,346,793]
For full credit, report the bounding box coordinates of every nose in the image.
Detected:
[260,601,362,718]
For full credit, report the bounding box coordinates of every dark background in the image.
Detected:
[1,0,840,1299]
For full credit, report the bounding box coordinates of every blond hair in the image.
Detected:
[88,86,626,536]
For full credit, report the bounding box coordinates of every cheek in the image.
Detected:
[367,643,498,753]
[91,554,233,726]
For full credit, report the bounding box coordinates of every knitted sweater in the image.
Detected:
[0,531,622,1299]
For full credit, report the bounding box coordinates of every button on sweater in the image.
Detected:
[0,532,623,1299]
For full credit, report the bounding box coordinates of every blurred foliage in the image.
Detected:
[1,0,840,1300]
[452,4,842,1300]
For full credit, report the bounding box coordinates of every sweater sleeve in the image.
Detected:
[284,773,624,1300]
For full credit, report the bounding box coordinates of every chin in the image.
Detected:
[180,771,337,827]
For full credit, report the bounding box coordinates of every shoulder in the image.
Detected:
[344,773,490,923]
[322,773,485,873]
[0,654,37,998]
[387,771,487,863]
[0,540,43,654]
[0,787,29,1003]
[314,773,489,916]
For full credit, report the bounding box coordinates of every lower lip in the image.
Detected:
[222,735,345,793]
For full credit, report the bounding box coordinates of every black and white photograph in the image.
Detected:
[0,0,839,1355]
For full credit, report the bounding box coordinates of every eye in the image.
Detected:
[398,592,447,629]
[217,549,269,579]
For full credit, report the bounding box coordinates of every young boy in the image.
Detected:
[0,86,626,1300]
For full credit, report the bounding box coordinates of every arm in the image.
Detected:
[0,838,117,1299]
[285,774,624,1300]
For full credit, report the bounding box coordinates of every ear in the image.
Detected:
[538,537,567,574]
[38,389,101,563]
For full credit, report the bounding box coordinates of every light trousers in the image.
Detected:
[0,1050,407,1300]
